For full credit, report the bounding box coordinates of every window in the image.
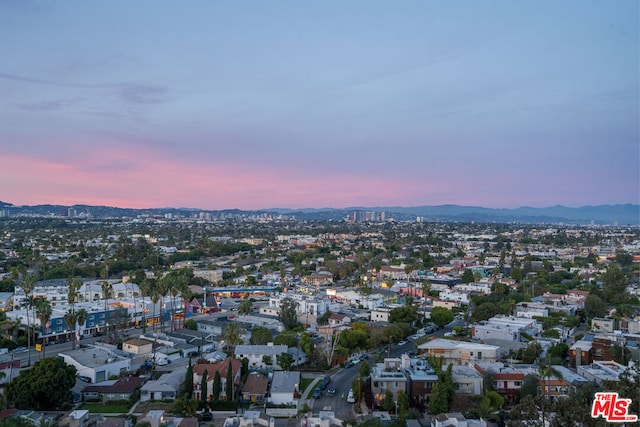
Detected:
[478,352,482,359]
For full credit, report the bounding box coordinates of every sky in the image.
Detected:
[1,1,638,210]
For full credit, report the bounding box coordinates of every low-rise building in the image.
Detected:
[122,338,153,356]
[371,358,409,407]
[60,347,131,383]
[81,376,144,402]
[140,370,183,402]
[418,339,501,366]
[241,372,269,404]
[473,362,525,403]
[193,358,242,401]
[451,365,483,395]
[269,371,300,405]
[235,344,289,370]
[577,360,630,385]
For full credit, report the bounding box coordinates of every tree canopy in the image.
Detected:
[278,297,300,330]
[6,357,77,410]
[430,306,454,328]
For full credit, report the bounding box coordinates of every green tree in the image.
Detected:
[480,389,505,417]
[601,264,628,305]
[6,357,77,410]
[213,371,221,401]
[238,299,253,316]
[430,307,454,328]
[461,269,475,284]
[273,331,298,348]
[359,361,371,378]
[276,352,294,370]
[389,305,418,325]
[183,359,194,399]
[183,319,197,331]
[278,297,299,330]
[472,302,498,322]
[584,294,607,320]
[226,360,234,400]
[34,298,52,359]
[201,369,209,403]
[609,344,631,365]
[250,326,273,345]
[223,322,242,355]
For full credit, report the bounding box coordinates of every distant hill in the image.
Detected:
[0,200,638,225]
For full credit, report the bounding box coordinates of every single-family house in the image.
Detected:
[140,370,184,402]
[235,344,288,370]
[241,372,269,404]
[269,371,300,405]
[193,358,242,401]
[81,376,144,402]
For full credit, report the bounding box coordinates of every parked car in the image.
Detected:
[199,412,213,421]
[347,389,355,403]
[79,376,92,383]
[398,340,408,346]
[320,376,331,390]
[359,353,369,360]
[344,361,353,368]
[313,388,322,399]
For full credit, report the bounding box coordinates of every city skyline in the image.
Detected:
[1,1,638,210]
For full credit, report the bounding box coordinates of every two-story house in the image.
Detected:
[193,358,242,401]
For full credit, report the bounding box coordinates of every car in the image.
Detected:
[398,340,408,346]
[444,332,454,337]
[327,387,336,395]
[346,389,355,403]
[79,376,92,383]
[320,376,331,390]
[344,361,353,368]
[359,354,369,360]
[12,347,27,353]
[312,388,322,399]
[199,412,213,421]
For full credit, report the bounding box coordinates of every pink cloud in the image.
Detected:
[1,143,449,209]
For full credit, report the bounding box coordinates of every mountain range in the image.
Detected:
[0,200,638,225]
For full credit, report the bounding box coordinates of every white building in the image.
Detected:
[418,339,501,366]
[60,347,132,383]
[515,302,549,319]
[269,371,301,405]
[235,344,289,370]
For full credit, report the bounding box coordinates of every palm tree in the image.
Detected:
[150,287,161,334]
[76,308,88,340]
[238,299,253,316]
[67,276,81,313]
[538,364,562,426]
[20,273,37,367]
[222,322,242,355]
[101,280,113,334]
[155,278,169,333]
[64,309,78,350]
[35,298,52,359]
[138,278,151,333]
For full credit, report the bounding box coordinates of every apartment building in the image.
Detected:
[418,339,500,366]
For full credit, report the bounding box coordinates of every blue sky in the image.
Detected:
[1,0,638,209]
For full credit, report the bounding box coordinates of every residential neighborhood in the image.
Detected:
[0,213,637,427]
